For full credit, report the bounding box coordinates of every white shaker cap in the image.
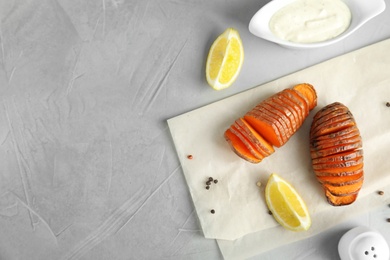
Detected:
[338,226,389,260]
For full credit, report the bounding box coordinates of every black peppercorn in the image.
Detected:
[206,185,210,190]
[211,209,215,214]
[208,177,213,181]
[378,190,384,195]
[386,102,390,107]
[214,179,218,184]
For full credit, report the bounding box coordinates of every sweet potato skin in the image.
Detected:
[310,102,363,206]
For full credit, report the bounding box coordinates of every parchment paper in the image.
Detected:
[168,38,390,256]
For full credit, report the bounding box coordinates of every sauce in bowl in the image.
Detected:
[269,0,351,43]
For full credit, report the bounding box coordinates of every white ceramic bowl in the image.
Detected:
[249,0,386,49]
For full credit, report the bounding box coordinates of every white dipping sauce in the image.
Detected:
[269,0,351,43]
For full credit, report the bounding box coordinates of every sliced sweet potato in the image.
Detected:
[311,111,354,132]
[311,106,350,129]
[255,102,293,139]
[292,83,317,110]
[245,110,286,147]
[312,125,360,142]
[323,178,363,196]
[230,124,266,159]
[280,89,308,122]
[324,189,358,206]
[236,118,275,156]
[312,157,363,171]
[312,149,363,165]
[310,112,354,137]
[312,102,347,122]
[224,128,262,163]
[274,93,302,130]
[310,102,364,206]
[314,165,363,177]
[311,135,362,151]
[290,88,310,116]
[317,171,363,185]
[310,118,356,140]
[310,140,362,159]
[314,164,363,177]
[225,83,317,163]
[265,96,298,133]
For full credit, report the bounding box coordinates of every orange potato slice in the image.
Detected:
[324,189,358,206]
[292,83,317,110]
[312,149,363,165]
[323,179,363,196]
[255,103,293,139]
[245,109,287,147]
[312,102,348,122]
[311,135,362,151]
[316,171,363,185]
[310,140,362,159]
[264,97,298,134]
[312,157,363,171]
[235,118,275,156]
[224,128,262,163]
[312,125,360,142]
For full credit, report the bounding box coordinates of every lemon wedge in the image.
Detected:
[205,28,244,90]
[265,173,311,231]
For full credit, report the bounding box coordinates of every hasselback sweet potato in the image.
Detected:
[310,102,363,206]
[224,83,317,163]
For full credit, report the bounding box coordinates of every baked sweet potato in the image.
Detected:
[224,128,262,163]
[310,102,363,206]
[224,83,317,163]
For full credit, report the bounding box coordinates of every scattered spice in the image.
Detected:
[268,210,273,215]
[386,218,390,223]
[205,177,218,185]
[378,190,384,195]
[187,155,193,159]
[206,185,210,190]
[211,209,215,214]
[386,102,390,107]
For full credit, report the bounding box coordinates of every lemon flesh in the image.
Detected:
[265,173,311,231]
[206,28,244,90]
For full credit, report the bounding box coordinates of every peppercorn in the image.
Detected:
[268,210,273,215]
[378,190,384,195]
[213,179,218,184]
[206,181,211,185]
[206,185,210,190]
[208,177,213,181]
[211,209,215,214]
[386,102,390,107]
[386,218,390,223]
